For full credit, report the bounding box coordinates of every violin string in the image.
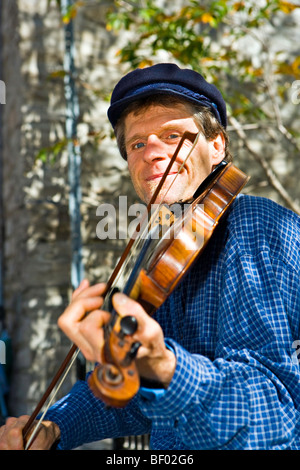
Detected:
[24,348,80,450]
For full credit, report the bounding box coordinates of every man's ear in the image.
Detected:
[211,133,226,166]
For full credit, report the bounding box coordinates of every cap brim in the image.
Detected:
[108,87,223,128]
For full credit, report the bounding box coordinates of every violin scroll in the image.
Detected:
[88,313,141,407]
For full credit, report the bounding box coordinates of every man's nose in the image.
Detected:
[143,134,166,162]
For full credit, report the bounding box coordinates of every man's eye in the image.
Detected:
[168,133,180,140]
[134,142,145,149]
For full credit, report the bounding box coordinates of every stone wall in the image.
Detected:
[0,0,299,421]
[0,0,133,415]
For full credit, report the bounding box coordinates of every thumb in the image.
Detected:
[112,292,148,324]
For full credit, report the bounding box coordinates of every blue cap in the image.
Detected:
[108,63,227,129]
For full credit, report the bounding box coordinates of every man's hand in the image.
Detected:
[58,279,176,387]
[0,415,60,450]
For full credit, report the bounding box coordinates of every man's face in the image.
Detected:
[124,103,225,204]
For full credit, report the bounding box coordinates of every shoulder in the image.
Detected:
[228,194,299,229]
[223,194,300,265]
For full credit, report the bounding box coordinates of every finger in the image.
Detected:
[0,415,29,450]
[72,279,90,299]
[72,282,107,301]
[4,416,19,426]
[112,293,163,358]
[111,296,174,387]
[77,309,111,362]
[58,295,104,333]
[26,420,60,450]
[112,292,149,326]
[112,292,151,354]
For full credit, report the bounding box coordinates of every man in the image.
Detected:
[0,63,300,450]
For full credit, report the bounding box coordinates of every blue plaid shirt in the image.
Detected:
[45,195,300,449]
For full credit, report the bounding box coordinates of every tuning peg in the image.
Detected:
[121,341,142,367]
[120,315,138,337]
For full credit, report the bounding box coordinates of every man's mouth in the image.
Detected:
[146,171,178,181]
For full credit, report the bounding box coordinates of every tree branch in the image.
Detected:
[229,116,300,215]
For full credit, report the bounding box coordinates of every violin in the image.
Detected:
[23,131,249,444]
[88,156,249,407]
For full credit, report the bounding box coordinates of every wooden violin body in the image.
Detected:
[88,161,249,407]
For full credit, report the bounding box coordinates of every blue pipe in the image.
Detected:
[61,0,84,290]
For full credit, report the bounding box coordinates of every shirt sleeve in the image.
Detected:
[43,374,152,449]
[138,247,300,449]
[139,343,175,401]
